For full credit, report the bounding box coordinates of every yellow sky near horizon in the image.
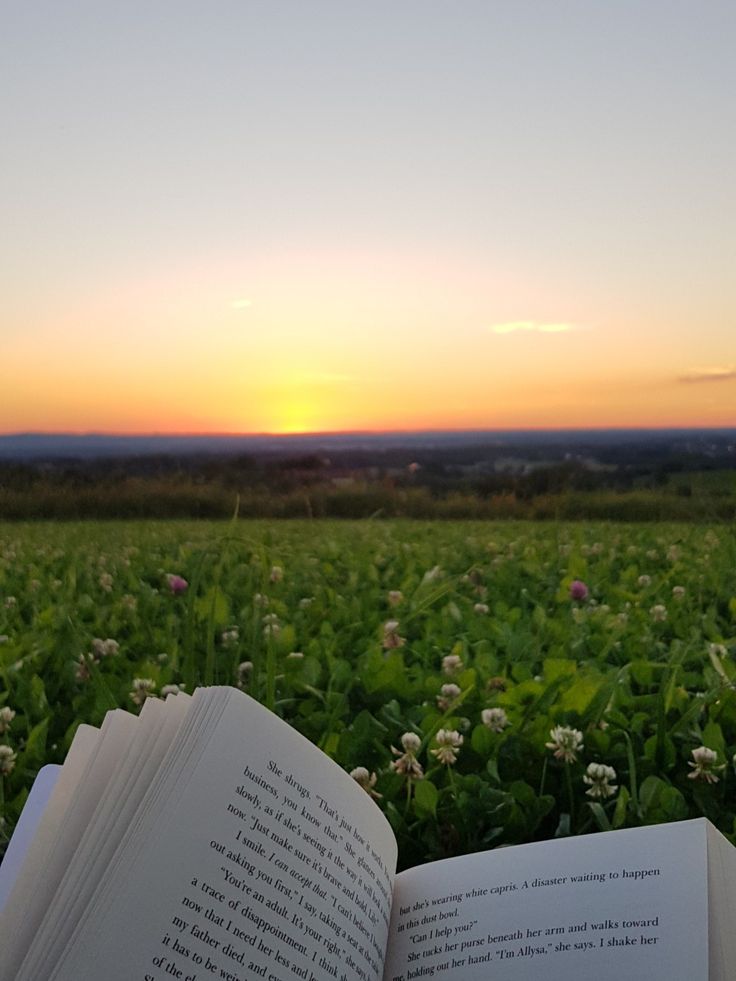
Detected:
[5,347,734,435]
[5,247,734,434]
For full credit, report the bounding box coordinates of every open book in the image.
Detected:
[1,686,734,981]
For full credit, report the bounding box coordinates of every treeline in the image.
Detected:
[0,476,734,522]
[1,450,735,521]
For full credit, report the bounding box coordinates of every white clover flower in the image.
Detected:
[400,732,421,754]
[637,574,652,588]
[299,596,314,609]
[4,597,17,609]
[253,592,269,608]
[382,620,405,649]
[387,590,403,607]
[672,586,685,600]
[431,729,463,765]
[236,661,253,688]
[121,594,137,611]
[286,651,304,660]
[423,565,442,583]
[75,653,95,682]
[129,678,156,706]
[269,565,283,583]
[650,604,668,623]
[90,638,119,660]
[0,744,17,776]
[262,613,281,638]
[391,732,424,779]
[546,725,584,763]
[688,746,724,784]
[436,683,461,710]
[708,643,727,658]
[667,545,681,562]
[481,707,510,733]
[350,766,382,799]
[29,579,41,592]
[0,707,16,734]
[442,654,463,676]
[221,627,240,648]
[583,762,617,799]
[160,683,185,697]
[473,603,489,615]
[99,572,114,592]
[615,612,629,626]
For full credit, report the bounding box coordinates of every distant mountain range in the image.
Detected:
[0,429,734,461]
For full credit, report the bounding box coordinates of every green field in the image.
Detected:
[1,520,735,870]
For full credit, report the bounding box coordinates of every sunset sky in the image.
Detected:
[3,2,735,434]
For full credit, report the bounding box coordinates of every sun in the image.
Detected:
[270,400,323,434]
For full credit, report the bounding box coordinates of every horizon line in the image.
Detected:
[2,425,736,439]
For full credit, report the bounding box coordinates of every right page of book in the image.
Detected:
[706,821,736,981]
[383,819,708,981]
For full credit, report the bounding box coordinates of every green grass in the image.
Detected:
[1,519,735,870]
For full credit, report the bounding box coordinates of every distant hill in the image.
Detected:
[1,429,734,461]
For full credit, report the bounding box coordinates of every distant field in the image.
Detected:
[1,519,735,870]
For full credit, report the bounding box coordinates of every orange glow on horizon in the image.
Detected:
[4,247,734,437]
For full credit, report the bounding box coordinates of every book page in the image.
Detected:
[50,688,398,981]
[17,689,230,981]
[0,721,101,974]
[706,821,736,981]
[0,763,61,911]
[21,694,192,978]
[383,820,708,981]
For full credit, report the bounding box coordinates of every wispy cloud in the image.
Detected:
[677,366,736,384]
[489,321,575,335]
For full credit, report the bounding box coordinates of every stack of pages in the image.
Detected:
[1,686,735,981]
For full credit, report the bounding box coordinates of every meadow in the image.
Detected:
[1,519,735,871]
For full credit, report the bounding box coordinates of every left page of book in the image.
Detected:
[0,709,138,979]
[43,687,398,981]
[15,690,212,981]
[19,692,192,978]
[0,763,61,910]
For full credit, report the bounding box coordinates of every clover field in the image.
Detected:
[1,519,735,871]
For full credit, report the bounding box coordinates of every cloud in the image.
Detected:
[677,366,736,384]
[489,321,575,335]
[230,298,253,310]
